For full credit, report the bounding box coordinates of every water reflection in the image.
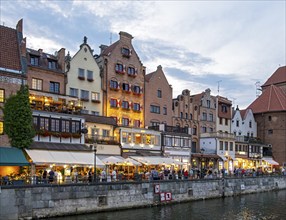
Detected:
[51,190,286,220]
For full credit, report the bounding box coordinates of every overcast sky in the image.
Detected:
[1,0,285,109]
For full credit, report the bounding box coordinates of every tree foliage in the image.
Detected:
[3,85,35,148]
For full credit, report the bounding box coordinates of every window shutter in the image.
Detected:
[129,84,132,91]
[129,49,132,55]
[135,68,138,75]
[123,65,126,73]
[117,99,120,108]
[129,101,132,109]
[117,82,120,89]
[140,86,143,94]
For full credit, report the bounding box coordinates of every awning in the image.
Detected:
[0,147,30,166]
[130,156,183,165]
[262,157,279,165]
[25,149,105,166]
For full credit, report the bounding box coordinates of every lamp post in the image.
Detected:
[90,143,97,183]
[200,148,205,179]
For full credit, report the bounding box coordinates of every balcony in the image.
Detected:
[85,135,119,145]
[235,136,263,144]
[200,132,235,139]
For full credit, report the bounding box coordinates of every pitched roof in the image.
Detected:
[145,71,155,82]
[0,25,22,71]
[248,85,286,113]
[83,114,117,126]
[100,41,120,56]
[240,109,247,119]
[262,66,286,87]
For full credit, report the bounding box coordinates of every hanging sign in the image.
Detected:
[160,192,166,202]
[154,184,160,194]
[165,192,172,201]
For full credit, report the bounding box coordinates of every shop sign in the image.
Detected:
[165,192,172,201]
[160,192,166,202]
[154,184,160,194]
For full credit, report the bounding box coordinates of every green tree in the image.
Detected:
[3,85,35,148]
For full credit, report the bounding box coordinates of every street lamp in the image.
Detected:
[200,148,205,178]
[90,143,97,183]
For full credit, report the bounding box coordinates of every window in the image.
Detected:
[91,111,100,116]
[30,56,39,66]
[61,120,70,132]
[103,129,110,137]
[157,89,162,98]
[207,100,211,108]
[71,121,80,133]
[225,142,229,151]
[180,112,183,118]
[235,144,238,151]
[122,118,129,126]
[122,101,129,109]
[247,132,250,137]
[202,126,207,133]
[133,85,141,94]
[190,113,192,120]
[219,141,223,150]
[48,60,56,69]
[50,82,60,93]
[81,109,88,114]
[249,121,252,128]
[209,127,213,132]
[133,103,140,111]
[115,63,124,73]
[150,105,160,114]
[0,89,4,102]
[110,99,117,108]
[70,88,78,97]
[185,113,188,119]
[230,142,233,151]
[163,107,167,115]
[122,83,130,92]
[50,119,60,132]
[122,47,131,57]
[209,113,213,122]
[127,67,136,76]
[32,78,43,90]
[110,80,119,90]
[268,129,273,134]
[78,68,85,79]
[91,92,100,102]
[225,119,228,125]
[134,120,140,128]
[192,127,197,135]
[268,116,272,121]
[219,118,223,124]
[80,90,89,101]
[40,117,49,130]
[236,120,239,127]
[202,112,207,121]
[0,121,3,135]
[87,70,93,81]
[221,105,228,113]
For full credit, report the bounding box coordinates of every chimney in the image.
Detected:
[57,48,66,72]
[119,31,133,43]
[157,65,162,70]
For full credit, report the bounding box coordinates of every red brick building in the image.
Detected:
[248,66,286,166]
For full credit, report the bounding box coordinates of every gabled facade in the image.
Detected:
[231,107,257,137]
[96,32,145,128]
[173,89,199,152]
[66,37,102,116]
[0,19,27,146]
[145,65,173,127]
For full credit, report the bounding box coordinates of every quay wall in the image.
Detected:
[1,176,286,219]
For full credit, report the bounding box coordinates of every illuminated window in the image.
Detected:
[0,89,4,102]
[0,121,3,135]
[32,78,43,90]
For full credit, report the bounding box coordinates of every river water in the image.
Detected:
[51,190,286,220]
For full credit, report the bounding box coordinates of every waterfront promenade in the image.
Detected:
[1,175,286,219]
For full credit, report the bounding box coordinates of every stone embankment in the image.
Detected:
[1,176,285,219]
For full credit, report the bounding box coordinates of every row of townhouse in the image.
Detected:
[0,20,285,176]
